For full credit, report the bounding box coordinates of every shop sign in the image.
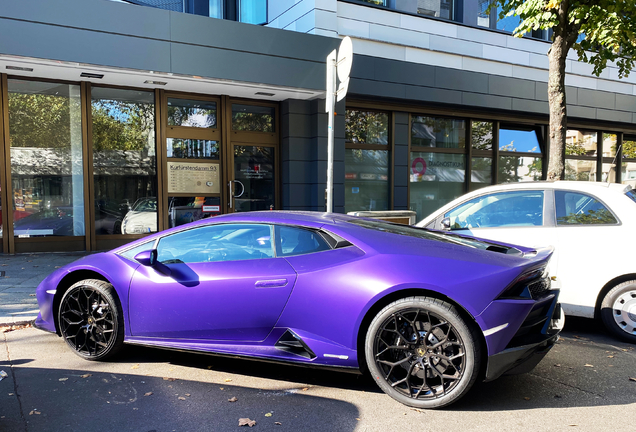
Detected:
[168,162,220,194]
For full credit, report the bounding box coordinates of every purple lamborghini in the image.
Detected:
[35,211,561,408]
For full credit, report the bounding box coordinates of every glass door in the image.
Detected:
[227,102,278,213]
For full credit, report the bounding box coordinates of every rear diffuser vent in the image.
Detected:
[275,330,316,359]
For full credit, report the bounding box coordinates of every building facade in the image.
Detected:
[0,0,635,253]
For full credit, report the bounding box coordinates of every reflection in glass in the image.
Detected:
[566,130,597,156]
[168,98,217,128]
[345,110,389,144]
[499,128,541,152]
[168,196,221,228]
[209,0,223,18]
[238,0,267,25]
[232,105,274,132]
[121,197,157,234]
[602,133,618,158]
[409,152,465,220]
[498,156,542,183]
[471,157,492,191]
[8,80,84,237]
[472,121,493,150]
[345,149,389,213]
[411,116,465,149]
[233,146,275,212]
[623,135,636,159]
[555,191,617,225]
[167,139,219,159]
[92,87,157,235]
[564,159,596,182]
[477,0,491,27]
[416,0,453,20]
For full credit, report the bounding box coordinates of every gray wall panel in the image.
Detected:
[406,85,463,105]
[394,166,409,188]
[616,94,636,112]
[578,88,615,110]
[0,18,171,72]
[511,98,549,114]
[462,93,512,111]
[374,58,435,87]
[435,68,488,93]
[393,186,408,210]
[597,108,631,124]
[489,76,535,100]
[0,0,171,40]
[395,112,409,125]
[568,105,596,119]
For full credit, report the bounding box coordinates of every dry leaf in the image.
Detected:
[228,397,238,402]
[178,396,186,401]
[131,364,139,369]
[144,392,153,397]
[274,422,282,425]
[220,387,224,390]
[238,418,256,427]
[524,397,530,401]
[629,377,636,382]
[185,394,191,397]
[207,366,213,370]
[59,378,68,382]
[356,418,361,421]
[608,355,614,358]
[80,374,92,378]
[265,413,273,417]
[225,379,232,382]
[163,377,176,381]
[554,364,561,367]
[301,387,309,391]
[584,364,594,367]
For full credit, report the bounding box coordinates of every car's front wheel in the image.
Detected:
[365,296,481,409]
[600,280,636,343]
[58,279,125,361]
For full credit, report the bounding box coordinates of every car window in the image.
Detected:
[444,191,544,229]
[626,188,636,204]
[156,224,274,263]
[555,191,617,225]
[275,226,331,257]
[119,240,155,262]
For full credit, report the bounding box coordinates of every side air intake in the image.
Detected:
[275,330,316,360]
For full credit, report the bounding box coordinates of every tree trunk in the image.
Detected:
[546,1,575,181]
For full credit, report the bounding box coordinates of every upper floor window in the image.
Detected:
[123,0,267,24]
[348,0,457,22]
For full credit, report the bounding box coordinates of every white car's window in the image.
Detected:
[156,224,274,263]
[626,189,636,204]
[555,191,617,225]
[275,226,331,257]
[444,191,544,229]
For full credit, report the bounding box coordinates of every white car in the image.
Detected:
[416,181,636,343]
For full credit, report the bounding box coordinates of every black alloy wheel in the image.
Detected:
[58,279,124,361]
[365,296,480,409]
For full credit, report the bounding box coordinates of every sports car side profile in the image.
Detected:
[35,211,561,408]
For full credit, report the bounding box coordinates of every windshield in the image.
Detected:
[132,198,157,212]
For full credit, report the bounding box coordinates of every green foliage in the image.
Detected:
[471,121,493,150]
[493,0,636,78]
[92,100,154,152]
[232,113,273,132]
[565,139,588,156]
[557,208,617,224]
[623,139,636,159]
[345,110,389,144]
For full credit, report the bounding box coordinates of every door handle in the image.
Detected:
[228,180,246,210]
[255,279,288,288]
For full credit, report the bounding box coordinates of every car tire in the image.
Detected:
[365,296,481,409]
[600,280,636,343]
[58,279,125,361]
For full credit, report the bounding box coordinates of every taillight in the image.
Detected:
[498,265,550,300]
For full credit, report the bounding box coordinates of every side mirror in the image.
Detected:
[441,217,451,230]
[134,250,171,276]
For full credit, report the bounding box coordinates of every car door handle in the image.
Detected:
[255,279,288,288]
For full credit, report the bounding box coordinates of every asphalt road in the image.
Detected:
[1,317,635,432]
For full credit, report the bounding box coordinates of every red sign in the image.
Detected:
[411,157,427,175]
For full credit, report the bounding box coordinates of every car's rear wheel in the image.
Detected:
[600,280,636,343]
[58,279,124,361]
[365,296,480,409]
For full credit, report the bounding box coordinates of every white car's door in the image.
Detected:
[551,189,622,318]
[436,189,560,279]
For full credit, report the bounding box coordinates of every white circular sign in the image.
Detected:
[337,36,353,83]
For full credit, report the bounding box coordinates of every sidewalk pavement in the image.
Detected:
[0,252,91,325]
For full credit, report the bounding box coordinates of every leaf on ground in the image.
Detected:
[178,396,186,401]
[238,418,256,427]
[274,422,282,425]
[228,397,238,402]
[607,355,614,358]
[224,379,232,382]
[524,397,530,400]
[28,411,41,415]
[265,413,273,417]
[80,374,92,378]
[59,378,68,382]
[163,377,176,381]
[219,387,224,390]
[131,364,139,369]
[584,364,594,367]
[301,387,309,391]
[554,364,561,367]
[144,392,153,397]
[207,365,213,370]
[185,394,191,397]
[629,377,636,382]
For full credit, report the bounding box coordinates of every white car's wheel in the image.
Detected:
[600,280,636,344]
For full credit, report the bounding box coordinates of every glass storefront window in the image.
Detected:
[345,149,389,213]
[566,130,597,156]
[167,98,217,128]
[167,139,219,159]
[345,110,389,145]
[409,152,465,220]
[168,196,221,228]
[232,104,274,132]
[233,146,275,211]
[8,80,85,238]
[471,157,492,190]
[564,159,596,181]
[91,88,157,235]
[411,116,465,149]
[499,127,541,152]
[238,0,267,25]
[472,121,493,151]
[498,156,542,182]
[602,133,618,158]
